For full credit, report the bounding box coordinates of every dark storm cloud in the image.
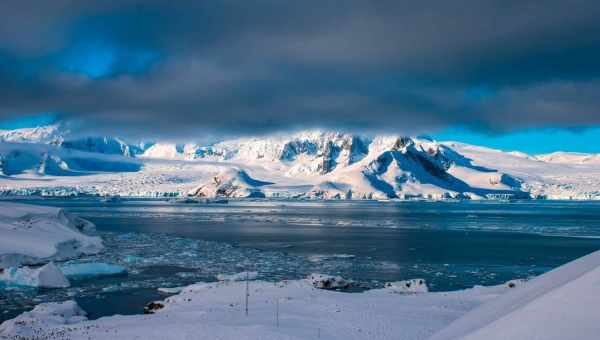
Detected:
[1,0,600,138]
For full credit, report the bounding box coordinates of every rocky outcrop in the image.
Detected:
[308,273,351,290]
[143,301,165,314]
[188,169,270,198]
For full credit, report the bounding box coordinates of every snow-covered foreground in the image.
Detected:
[0,202,103,268]
[0,278,500,340]
[2,250,599,340]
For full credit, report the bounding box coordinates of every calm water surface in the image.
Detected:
[2,198,600,322]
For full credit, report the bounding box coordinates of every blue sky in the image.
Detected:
[431,127,600,154]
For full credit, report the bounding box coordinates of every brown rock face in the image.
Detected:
[143,301,165,314]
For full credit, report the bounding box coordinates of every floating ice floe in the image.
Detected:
[60,263,127,279]
[0,262,70,288]
[384,278,429,293]
[216,271,258,281]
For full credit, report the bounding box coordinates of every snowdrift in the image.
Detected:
[431,249,600,340]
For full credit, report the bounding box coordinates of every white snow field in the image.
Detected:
[431,249,600,340]
[1,124,600,199]
[1,250,599,340]
[0,202,103,268]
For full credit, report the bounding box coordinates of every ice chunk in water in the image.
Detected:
[0,262,70,288]
[60,263,127,279]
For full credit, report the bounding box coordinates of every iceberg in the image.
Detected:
[0,262,70,288]
[60,263,127,279]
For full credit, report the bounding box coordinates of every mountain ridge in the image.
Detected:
[0,125,598,200]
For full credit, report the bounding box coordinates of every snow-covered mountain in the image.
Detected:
[0,142,140,177]
[138,132,525,199]
[0,125,65,145]
[1,125,599,200]
[0,124,145,157]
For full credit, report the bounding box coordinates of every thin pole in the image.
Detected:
[276,298,279,327]
[245,270,249,316]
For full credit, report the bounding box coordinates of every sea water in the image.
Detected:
[2,199,600,322]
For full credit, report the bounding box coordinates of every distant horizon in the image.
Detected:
[1,116,599,155]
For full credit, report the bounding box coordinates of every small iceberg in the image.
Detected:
[0,262,70,288]
[60,263,127,279]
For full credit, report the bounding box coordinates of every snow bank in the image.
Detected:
[0,301,87,336]
[157,286,186,294]
[0,202,103,268]
[216,271,258,282]
[60,263,127,279]
[0,262,70,288]
[431,249,600,340]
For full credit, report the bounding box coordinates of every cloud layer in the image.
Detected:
[1,0,600,138]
